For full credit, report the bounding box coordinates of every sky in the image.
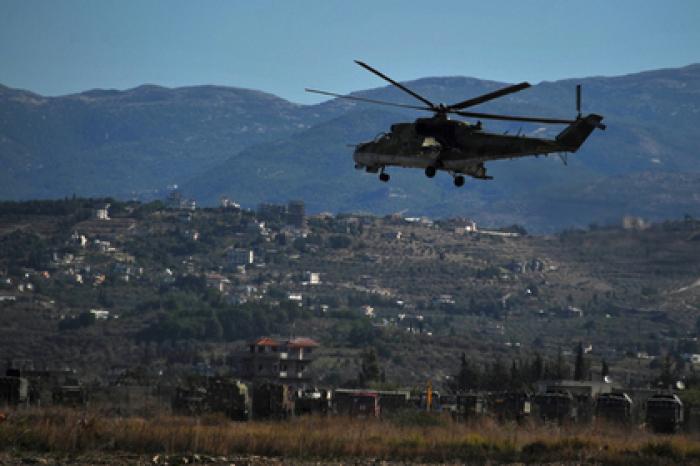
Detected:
[1,0,699,104]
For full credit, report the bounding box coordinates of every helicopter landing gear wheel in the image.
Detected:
[425,166,436,178]
[454,175,465,187]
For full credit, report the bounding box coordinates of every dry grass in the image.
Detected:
[1,408,699,464]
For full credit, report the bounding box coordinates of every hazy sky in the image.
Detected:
[1,0,699,103]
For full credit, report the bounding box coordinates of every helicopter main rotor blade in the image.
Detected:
[305,89,431,112]
[448,82,531,110]
[354,60,436,109]
[453,109,576,125]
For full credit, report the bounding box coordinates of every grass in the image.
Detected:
[1,408,699,464]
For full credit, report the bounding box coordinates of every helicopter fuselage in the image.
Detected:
[353,113,602,180]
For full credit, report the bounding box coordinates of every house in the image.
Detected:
[382,231,402,240]
[71,231,88,248]
[304,271,321,285]
[205,273,232,293]
[683,354,700,365]
[166,188,183,209]
[361,305,375,318]
[434,294,455,306]
[89,309,110,320]
[94,204,110,221]
[287,200,305,228]
[94,239,115,253]
[179,211,192,223]
[359,275,378,289]
[241,336,319,384]
[257,203,287,222]
[228,248,254,268]
[220,197,241,210]
[92,273,105,286]
[622,215,649,230]
[397,313,424,333]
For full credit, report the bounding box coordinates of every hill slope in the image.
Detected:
[2,64,700,230]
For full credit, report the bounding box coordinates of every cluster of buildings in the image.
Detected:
[257,200,306,229]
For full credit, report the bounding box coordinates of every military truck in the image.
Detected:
[646,393,683,433]
[534,389,577,424]
[207,378,250,421]
[52,384,88,407]
[455,393,488,421]
[294,388,331,416]
[489,391,532,422]
[172,376,249,421]
[0,376,29,406]
[333,389,380,417]
[376,390,411,414]
[172,385,208,416]
[595,392,633,423]
[251,382,293,419]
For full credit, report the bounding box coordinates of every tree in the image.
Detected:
[530,353,544,383]
[358,347,381,387]
[601,359,610,380]
[204,311,224,341]
[509,360,522,389]
[547,347,570,380]
[487,358,508,390]
[583,319,596,336]
[456,352,480,391]
[574,342,587,381]
[659,355,676,388]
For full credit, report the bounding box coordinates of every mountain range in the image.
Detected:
[1,64,699,231]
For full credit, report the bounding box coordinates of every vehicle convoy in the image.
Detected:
[307,61,605,186]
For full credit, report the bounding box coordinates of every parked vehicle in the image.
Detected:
[646,393,683,433]
[595,392,633,423]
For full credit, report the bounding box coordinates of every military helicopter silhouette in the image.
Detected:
[306,61,605,187]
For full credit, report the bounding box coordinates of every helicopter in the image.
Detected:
[306,61,605,187]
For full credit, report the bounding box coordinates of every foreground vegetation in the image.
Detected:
[1,408,700,464]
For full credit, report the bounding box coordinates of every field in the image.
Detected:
[1,408,700,465]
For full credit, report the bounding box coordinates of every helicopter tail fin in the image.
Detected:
[555,114,605,150]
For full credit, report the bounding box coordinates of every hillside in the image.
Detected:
[0,84,338,199]
[1,199,700,388]
[2,64,700,231]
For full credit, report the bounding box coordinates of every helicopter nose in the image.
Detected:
[353,148,375,168]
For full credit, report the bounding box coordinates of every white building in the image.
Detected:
[304,271,321,285]
[94,204,110,221]
[90,309,110,320]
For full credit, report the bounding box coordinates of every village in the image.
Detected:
[1,195,700,434]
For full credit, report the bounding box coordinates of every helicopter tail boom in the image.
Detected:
[555,114,605,150]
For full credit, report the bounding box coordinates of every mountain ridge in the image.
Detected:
[1,63,699,231]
